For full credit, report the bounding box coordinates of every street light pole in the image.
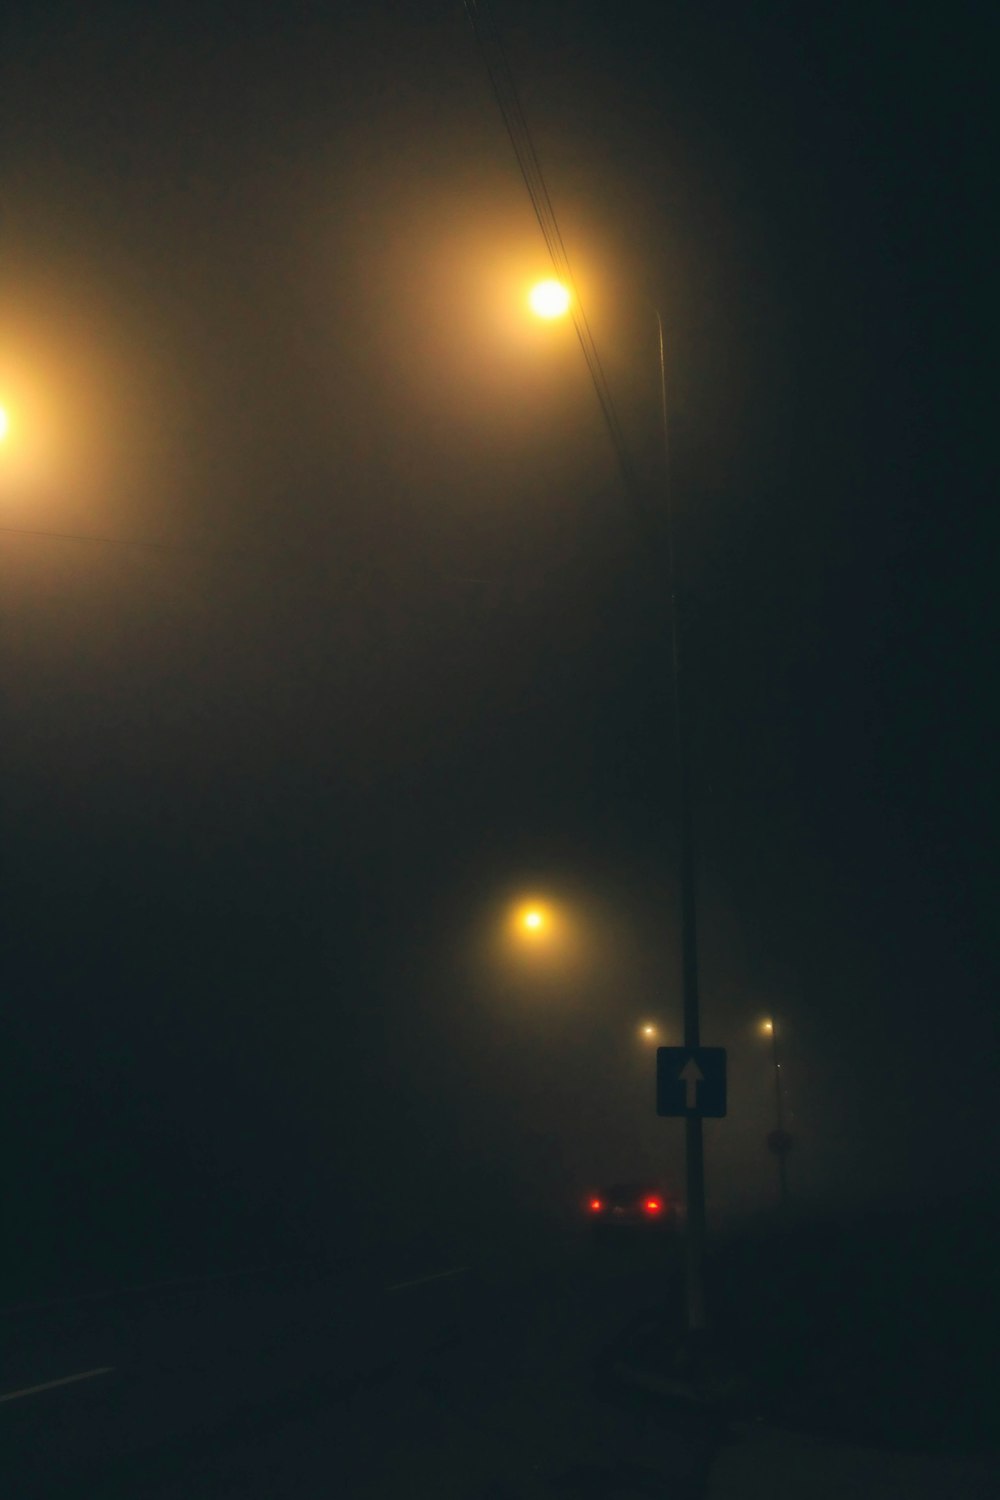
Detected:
[654,308,707,1335]
[769,1017,789,1208]
[522,281,709,1331]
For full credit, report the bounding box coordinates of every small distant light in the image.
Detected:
[589,1198,604,1212]
[642,1025,655,1036]
[644,1198,662,1214]
[523,909,543,930]
[0,406,9,442]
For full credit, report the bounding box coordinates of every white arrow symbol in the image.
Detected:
[679,1058,704,1109]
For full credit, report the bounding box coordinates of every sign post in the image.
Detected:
[657,1045,727,1335]
[768,1018,789,1207]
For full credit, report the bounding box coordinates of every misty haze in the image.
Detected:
[1,2,995,1496]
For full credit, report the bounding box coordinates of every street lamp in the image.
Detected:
[528,279,571,319]
[505,898,557,950]
[494,893,588,990]
[520,906,546,935]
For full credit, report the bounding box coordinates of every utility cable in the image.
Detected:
[464,0,653,532]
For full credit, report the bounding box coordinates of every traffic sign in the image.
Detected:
[656,1046,727,1117]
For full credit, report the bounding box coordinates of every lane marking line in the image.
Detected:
[386,1266,470,1294]
[0,1367,115,1405]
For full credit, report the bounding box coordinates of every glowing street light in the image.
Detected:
[528,279,571,319]
[0,405,10,442]
[492,893,592,985]
[507,900,554,946]
[494,894,579,983]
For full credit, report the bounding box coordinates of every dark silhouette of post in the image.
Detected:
[655,308,707,1334]
[770,1018,789,1208]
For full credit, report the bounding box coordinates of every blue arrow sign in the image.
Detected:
[656,1046,727,1117]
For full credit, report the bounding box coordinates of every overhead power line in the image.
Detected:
[464,0,649,524]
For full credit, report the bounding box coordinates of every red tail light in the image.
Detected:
[589,1198,604,1212]
[643,1197,663,1214]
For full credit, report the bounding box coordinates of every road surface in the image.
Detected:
[3,1225,711,1497]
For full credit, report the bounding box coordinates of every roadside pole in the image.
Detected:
[656,308,708,1336]
[771,1019,789,1208]
[674,598,706,1334]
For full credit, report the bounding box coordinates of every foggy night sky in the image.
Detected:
[1,1,994,1289]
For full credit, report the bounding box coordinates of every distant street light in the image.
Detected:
[507,899,555,948]
[495,894,585,984]
[528,279,571,319]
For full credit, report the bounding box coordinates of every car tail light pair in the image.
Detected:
[588,1196,664,1214]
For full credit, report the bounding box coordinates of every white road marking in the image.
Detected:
[0,1367,115,1405]
[386,1266,469,1294]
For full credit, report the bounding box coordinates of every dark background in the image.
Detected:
[2,1,994,1295]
